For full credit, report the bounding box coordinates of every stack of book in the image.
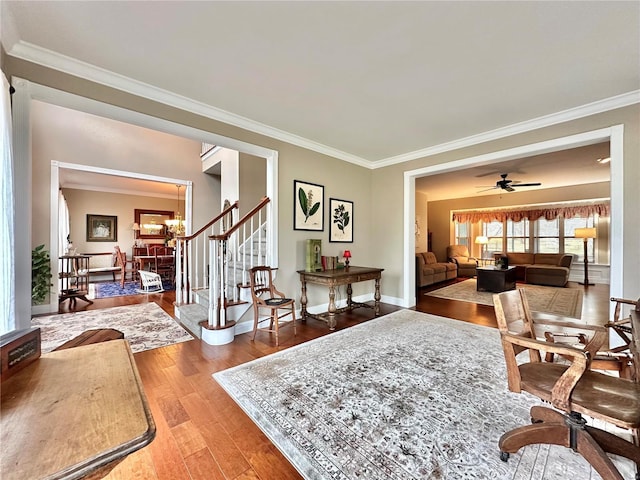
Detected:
[321,255,340,271]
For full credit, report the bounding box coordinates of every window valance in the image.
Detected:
[452,202,610,224]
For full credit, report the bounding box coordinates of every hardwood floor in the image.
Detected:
[54,281,609,479]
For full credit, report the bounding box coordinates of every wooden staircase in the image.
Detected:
[173,197,273,344]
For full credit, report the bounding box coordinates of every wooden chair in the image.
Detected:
[114,246,137,288]
[150,246,174,285]
[249,266,296,346]
[493,289,640,480]
[609,296,639,354]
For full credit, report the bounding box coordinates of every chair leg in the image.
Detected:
[252,306,259,342]
[500,407,635,480]
[273,311,279,347]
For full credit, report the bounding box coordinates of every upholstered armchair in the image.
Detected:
[446,245,478,277]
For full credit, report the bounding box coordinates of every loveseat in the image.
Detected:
[493,252,573,287]
[415,252,457,287]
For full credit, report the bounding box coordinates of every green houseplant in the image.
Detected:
[32,244,52,304]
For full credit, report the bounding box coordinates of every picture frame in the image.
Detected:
[294,180,324,231]
[329,198,353,243]
[86,214,118,242]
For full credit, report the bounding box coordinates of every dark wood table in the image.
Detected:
[476,266,517,292]
[297,266,384,330]
[1,340,156,480]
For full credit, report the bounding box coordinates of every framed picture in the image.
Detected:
[86,214,118,242]
[294,180,324,231]
[329,198,353,243]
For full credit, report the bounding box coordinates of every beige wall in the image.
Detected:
[6,56,376,315]
[427,182,611,263]
[372,104,639,301]
[63,188,176,254]
[239,153,266,216]
[6,55,640,317]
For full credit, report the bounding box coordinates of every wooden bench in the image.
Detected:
[53,328,124,351]
[83,252,121,281]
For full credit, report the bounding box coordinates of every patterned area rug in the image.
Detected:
[32,302,193,353]
[426,279,583,318]
[88,280,174,299]
[214,310,633,480]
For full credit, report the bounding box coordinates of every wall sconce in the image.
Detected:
[343,250,351,268]
[574,227,596,286]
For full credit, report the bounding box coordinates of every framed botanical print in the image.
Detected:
[86,214,118,242]
[294,180,324,231]
[329,198,353,243]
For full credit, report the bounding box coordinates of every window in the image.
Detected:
[454,221,470,248]
[534,218,559,253]
[565,216,596,262]
[506,219,529,253]
[482,221,503,253]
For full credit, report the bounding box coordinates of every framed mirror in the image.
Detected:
[134,209,173,239]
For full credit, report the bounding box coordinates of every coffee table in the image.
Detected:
[476,266,516,292]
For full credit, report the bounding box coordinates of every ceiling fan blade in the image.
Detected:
[476,187,498,193]
[504,185,515,192]
[512,182,542,187]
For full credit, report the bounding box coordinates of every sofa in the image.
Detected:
[493,252,573,287]
[446,245,478,277]
[415,252,457,287]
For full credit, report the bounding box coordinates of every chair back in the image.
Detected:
[133,246,148,256]
[249,266,281,303]
[114,246,126,266]
[447,244,471,260]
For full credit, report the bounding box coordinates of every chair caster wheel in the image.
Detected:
[500,451,510,462]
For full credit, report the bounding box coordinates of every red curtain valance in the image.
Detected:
[452,202,610,224]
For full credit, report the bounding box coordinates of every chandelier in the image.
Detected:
[165,185,185,236]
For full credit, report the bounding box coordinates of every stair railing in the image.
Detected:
[174,200,238,306]
[208,197,271,329]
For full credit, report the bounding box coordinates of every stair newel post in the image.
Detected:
[220,239,228,327]
[208,238,219,329]
[175,238,183,305]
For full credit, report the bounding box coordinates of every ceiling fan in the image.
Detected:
[477,173,542,193]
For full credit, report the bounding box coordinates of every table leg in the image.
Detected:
[328,285,337,330]
[346,283,353,311]
[300,279,308,322]
[374,277,381,316]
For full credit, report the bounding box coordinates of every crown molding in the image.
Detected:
[9,41,639,171]
[9,41,371,168]
[373,90,640,169]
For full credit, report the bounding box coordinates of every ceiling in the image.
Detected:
[415,142,611,201]
[2,1,639,167]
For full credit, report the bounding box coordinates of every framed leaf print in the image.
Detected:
[329,198,353,243]
[294,180,324,231]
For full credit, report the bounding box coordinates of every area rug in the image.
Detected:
[214,310,633,480]
[87,280,174,299]
[426,279,583,318]
[32,302,193,353]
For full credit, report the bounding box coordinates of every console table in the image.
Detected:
[1,340,156,480]
[297,266,383,330]
[59,254,93,308]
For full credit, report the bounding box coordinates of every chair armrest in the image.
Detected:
[501,332,590,411]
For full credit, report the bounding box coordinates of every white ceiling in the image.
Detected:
[2,1,639,167]
[415,142,610,201]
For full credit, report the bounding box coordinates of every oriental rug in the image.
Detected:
[32,302,193,353]
[214,310,632,480]
[426,279,583,318]
[87,280,174,299]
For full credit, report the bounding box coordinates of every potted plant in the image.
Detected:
[32,244,52,305]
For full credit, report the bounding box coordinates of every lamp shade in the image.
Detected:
[574,227,596,239]
[132,223,140,231]
[475,236,489,245]
[343,250,351,258]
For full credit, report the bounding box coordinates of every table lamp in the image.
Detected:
[343,250,351,268]
[574,227,596,286]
